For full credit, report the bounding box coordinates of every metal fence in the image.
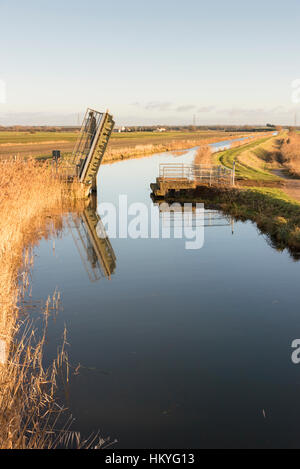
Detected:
[159,163,234,186]
[72,108,104,171]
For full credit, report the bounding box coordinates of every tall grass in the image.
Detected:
[280,132,300,176]
[0,158,87,448]
[193,146,212,165]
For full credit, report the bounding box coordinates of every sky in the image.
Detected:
[0,0,300,126]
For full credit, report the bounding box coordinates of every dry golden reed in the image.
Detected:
[280,132,300,176]
[0,158,86,448]
[194,146,212,165]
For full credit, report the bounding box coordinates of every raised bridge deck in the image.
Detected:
[151,163,235,197]
[60,108,115,195]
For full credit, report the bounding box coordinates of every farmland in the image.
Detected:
[0,129,251,160]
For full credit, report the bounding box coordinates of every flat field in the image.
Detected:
[0,130,245,160]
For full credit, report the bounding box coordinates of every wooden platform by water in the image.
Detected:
[151,163,235,197]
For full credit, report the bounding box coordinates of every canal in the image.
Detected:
[26,140,300,449]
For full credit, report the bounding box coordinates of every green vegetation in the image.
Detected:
[215,136,281,182]
[0,131,78,144]
[166,185,300,256]
[110,130,229,141]
[215,187,300,252]
[162,133,300,255]
[219,137,300,255]
[210,134,300,253]
[0,129,246,162]
[0,130,239,146]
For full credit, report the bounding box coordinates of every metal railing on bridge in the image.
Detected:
[159,163,235,186]
[72,108,115,186]
[53,108,115,192]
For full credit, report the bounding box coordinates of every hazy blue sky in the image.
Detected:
[0,0,299,125]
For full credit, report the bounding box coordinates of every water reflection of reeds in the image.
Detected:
[0,157,87,448]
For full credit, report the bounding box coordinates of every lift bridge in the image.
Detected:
[63,108,115,193]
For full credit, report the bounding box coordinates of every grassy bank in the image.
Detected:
[163,185,300,257]
[144,131,299,255]
[159,133,300,256]
[212,135,300,253]
[0,159,85,448]
[215,135,281,182]
[210,186,300,253]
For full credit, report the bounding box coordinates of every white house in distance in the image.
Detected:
[113,126,127,133]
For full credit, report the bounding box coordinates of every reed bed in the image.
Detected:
[193,146,212,165]
[0,158,87,448]
[280,132,300,177]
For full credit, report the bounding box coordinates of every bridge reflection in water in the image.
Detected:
[0,200,117,365]
[68,196,116,282]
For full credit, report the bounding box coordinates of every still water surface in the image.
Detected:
[28,140,300,448]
